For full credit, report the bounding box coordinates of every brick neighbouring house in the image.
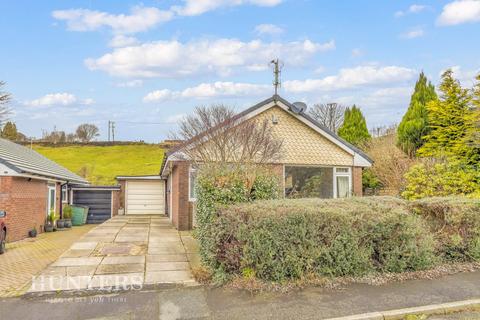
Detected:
[0,138,88,242]
[158,95,373,231]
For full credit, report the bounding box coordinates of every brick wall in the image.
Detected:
[111,190,120,216]
[118,180,126,209]
[170,161,191,231]
[0,176,50,242]
[352,167,363,196]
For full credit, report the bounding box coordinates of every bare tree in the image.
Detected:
[308,103,345,133]
[76,123,99,142]
[174,104,283,164]
[0,81,12,126]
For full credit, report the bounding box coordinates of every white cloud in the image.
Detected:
[440,65,480,86]
[82,98,95,105]
[173,0,283,16]
[283,65,416,93]
[116,80,144,87]
[254,23,284,35]
[395,4,427,17]
[401,27,425,39]
[351,48,363,57]
[143,81,270,102]
[86,38,335,78]
[25,93,77,106]
[52,6,173,34]
[437,0,480,26]
[109,35,139,47]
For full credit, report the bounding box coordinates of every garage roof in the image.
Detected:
[0,138,88,184]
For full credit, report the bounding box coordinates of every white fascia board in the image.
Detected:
[116,175,163,180]
[353,153,372,167]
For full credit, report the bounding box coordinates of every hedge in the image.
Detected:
[198,195,480,282]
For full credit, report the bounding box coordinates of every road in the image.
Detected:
[1,271,480,320]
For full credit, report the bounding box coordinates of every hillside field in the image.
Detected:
[33,144,165,185]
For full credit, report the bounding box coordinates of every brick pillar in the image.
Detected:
[352,167,363,196]
[171,161,191,231]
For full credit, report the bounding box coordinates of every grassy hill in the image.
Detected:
[33,144,165,185]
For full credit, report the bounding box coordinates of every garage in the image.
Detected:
[70,186,120,224]
[118,176,165,215]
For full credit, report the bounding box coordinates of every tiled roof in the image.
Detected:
[0,138,88,184]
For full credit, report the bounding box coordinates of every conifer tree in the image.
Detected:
[397,72,437,156]
[1,121,18,140]
[338,105,371,147]
[418,69,477,163]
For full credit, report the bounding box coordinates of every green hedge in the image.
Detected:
[195,164,280,277]
[202,197,439,281]
[199,196,480,282]
[410,197,480,261]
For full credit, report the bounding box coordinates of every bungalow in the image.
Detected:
[154,95,373,230]
[0,138,88,242]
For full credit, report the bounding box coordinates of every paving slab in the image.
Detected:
[145,270,193,284]
[146,262,190,272]
[89,273,144,289]
[102,256,145,265]
[66,265,97,277]
[147,254,189,263]
[30,275,92,292]
[96,263,145,275]
[70,241,98,250]
[148,246,185,255]
[61,248,95,258]
[52,257,103,267]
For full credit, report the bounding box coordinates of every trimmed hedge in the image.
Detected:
[201,197,440,281]
[199,196,480,282]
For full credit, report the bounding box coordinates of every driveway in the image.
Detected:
[29,215,199,293]
[0,225,94,297]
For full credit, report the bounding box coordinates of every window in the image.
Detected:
[334,167,351,198]
[189,167,197,201]
[284,166,334,199]
[47,186,56,215]
[61,185,68,203]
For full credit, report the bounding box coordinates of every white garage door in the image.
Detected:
[126,180,165,215]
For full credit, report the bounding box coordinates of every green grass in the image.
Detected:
[33,144,165,185]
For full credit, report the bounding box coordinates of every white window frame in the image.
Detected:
[333,167,352,198]
[61,185,68,203]
[188,166,197,202]
[47,185,56,216]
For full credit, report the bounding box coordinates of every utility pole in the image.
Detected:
[111,121,115,143]
[108,121,111,142]
[270,58,283,96]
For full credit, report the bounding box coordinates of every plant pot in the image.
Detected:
[28,229,37,237]
[56,219,65,229]
[44,224,54,232]
[64,219,72,228]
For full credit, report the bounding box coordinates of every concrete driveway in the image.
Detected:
[29,215,199,293]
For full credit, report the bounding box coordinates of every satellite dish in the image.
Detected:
[291,102,307,114]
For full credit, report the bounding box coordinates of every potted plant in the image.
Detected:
[44,210,56,232]
[28,224,37,237]
[63,205,72,228]
[56,217,65,229]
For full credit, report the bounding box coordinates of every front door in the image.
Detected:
[47,185,56,216]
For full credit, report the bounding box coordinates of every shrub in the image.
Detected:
[207,197,437,282]
[364,133,416,196]
[410,197,480,262]
[402,160,480,200]
[195,164,280,271]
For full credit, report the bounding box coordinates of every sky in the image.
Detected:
[1,0,480,142]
